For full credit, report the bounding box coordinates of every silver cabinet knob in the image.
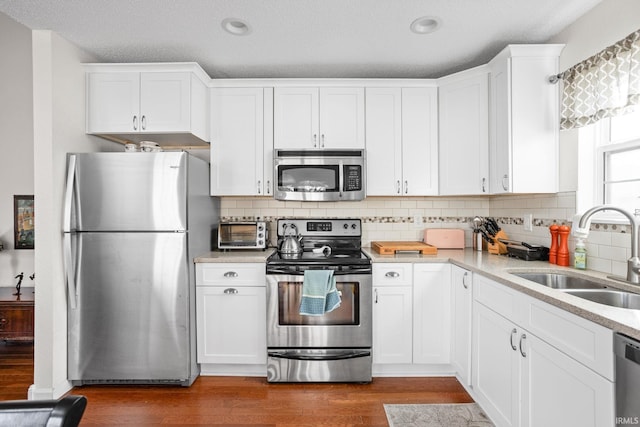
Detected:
[385,271,400,278]
[223,271,239,278]
[223,288,239,295]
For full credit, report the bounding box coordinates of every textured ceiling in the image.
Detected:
[0,0,601,79]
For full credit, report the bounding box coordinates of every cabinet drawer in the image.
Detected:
[373,263,413,286]
[197,263,265,287]
[524,297,614,381]
[473,275,524,324]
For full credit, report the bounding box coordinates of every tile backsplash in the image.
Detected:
[220,191,632,278]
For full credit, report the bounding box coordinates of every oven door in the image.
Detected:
[266,272,372,349]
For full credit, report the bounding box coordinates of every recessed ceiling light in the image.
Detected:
[410,16,441,34]
[221,18,252,36]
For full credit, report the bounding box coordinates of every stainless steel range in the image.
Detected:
[266,218,372,383]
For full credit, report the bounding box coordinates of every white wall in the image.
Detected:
[0,12,35,287]
[31,30,115,399]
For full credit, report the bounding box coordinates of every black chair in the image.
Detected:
[0,395,87,427]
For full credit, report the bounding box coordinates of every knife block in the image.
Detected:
[487,230,509,255]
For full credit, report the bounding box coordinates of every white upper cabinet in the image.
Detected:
[210,87,274,196]
[366,87,438,196]
[488,45,564,194]
[85,64,209,145]
[274,87,365,149]
[438,66,489,195]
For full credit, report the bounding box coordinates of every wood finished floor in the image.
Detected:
[1,342,474,426]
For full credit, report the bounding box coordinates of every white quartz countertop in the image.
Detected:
[194,248,275,263]
[364,247,640,341]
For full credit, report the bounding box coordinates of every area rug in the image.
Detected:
[384,403,494,427]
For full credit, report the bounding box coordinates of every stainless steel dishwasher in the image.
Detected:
[615,333,640,423]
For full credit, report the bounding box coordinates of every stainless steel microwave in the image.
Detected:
[215,221,268,250]
[274,149,365,201]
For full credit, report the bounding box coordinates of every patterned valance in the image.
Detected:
[560,29,640,130]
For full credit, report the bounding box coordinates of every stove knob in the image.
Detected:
[343,223,348,229]
[351,223,357,229]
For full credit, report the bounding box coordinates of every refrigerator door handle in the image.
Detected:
[63,233,78,309]
[63,154,77,232]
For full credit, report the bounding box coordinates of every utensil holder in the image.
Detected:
[487,230,509,255]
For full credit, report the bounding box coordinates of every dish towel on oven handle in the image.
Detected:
[299,269,341,316]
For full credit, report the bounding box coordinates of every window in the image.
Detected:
[579,107,640,220]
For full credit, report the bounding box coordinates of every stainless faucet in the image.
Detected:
[576,205,640,285]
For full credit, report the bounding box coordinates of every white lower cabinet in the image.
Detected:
[413,263,451,364]
[372,263,452,374]
[195,263,267,373]
[451,265,473,386]
[472,275,615,427]
[372,263,413,364]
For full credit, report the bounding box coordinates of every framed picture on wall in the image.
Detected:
[14,195,34,249]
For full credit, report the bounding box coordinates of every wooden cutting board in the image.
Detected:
[371,241,438,255]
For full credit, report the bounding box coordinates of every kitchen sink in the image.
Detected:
[563,289,640,310]
[510,272,608,290]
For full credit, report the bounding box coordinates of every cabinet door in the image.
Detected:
[210,87,265,196]
[401,87,438,195]
[489,46,562,194]
[372,286,413,364]
[439,70,489,195]
[319,87,365,148]
[140,72,191,132]
[451,266,472,386]
[473,302,520,427]
[413,264,451,364]
[365,88,403,196]
[274,87,319,148]
[521,333,614,427]
[196,286,267,364]
[509,55,560,193]
[86,72,140,133]
[489,56,512,194]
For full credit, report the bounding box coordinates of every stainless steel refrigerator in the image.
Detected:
[63,151,218,386]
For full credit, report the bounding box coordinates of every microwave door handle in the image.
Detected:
[339,161,344,199]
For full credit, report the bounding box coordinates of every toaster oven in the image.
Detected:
[215,221,268,250]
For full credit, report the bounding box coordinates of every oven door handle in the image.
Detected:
[268,350,371,361]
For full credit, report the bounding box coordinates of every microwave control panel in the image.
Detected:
[344,165,362,191]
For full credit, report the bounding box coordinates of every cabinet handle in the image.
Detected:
[133,115,138,131]
[482,177,486,193]
[374,289,378,304]
[404,180,409,194]
[257,180,262,194]
[462,272,469,289]
[510,328,517,350]
[321,134,325,148]
[385,271,400,278]
[266,180,271,195]
[519,334,527,357]
[502,174,509,191]
[141,115,146,130]
[396,180,401,194]
[313,134,317,148]
[223,271,239,278]
[223,288,239,295]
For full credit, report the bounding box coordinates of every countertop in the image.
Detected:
[194,248,275,263]
[364,247,640,341]
[194,247,640,341]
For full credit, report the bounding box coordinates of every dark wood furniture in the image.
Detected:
[0,287,34,342]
